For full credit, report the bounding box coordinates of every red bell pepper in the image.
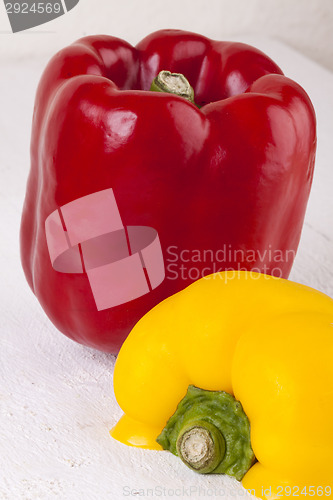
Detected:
[20,29,316,353]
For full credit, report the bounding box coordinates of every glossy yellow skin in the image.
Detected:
[111,271,333,497]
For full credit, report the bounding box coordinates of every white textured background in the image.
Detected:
[0,0,332,71]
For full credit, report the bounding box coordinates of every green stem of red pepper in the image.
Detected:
[150,70,196,106]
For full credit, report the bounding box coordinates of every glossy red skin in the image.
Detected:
[20,29,316,353]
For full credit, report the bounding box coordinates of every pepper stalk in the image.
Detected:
[156,385,255,480]
[150,70,196,106]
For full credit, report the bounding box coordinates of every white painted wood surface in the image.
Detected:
[0,38,332,500]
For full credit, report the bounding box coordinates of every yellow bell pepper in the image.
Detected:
[111,271,333,498]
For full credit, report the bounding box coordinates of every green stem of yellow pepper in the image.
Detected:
[176,419,226,473]
[150,70,196,106]
[157,385,255,480]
